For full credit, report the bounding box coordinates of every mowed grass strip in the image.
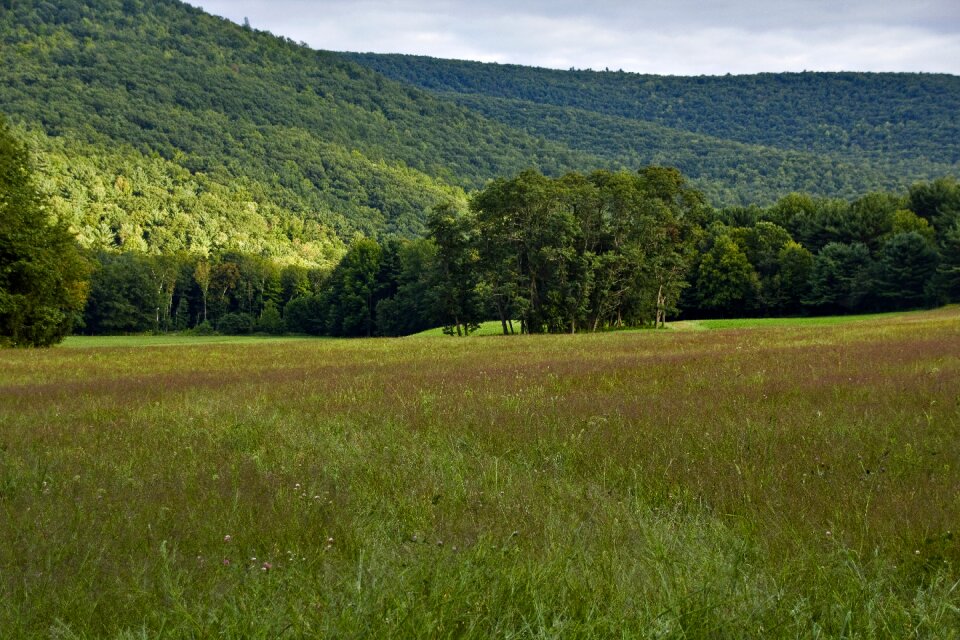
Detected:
[1,308,959,638]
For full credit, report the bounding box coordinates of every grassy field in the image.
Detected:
[59,335,318,348]
[2,307,959,637]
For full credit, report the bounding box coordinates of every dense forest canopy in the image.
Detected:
[0,0,956,259]
[345,53,960,165]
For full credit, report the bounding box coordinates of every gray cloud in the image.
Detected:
[188,0,960,74]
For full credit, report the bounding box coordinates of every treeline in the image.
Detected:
[76,168,960,337]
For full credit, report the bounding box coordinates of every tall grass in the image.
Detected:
[2,307,959,637]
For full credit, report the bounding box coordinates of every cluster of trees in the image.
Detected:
[55,168,700,338]
[251,167,706,337]
[77,236,453,338]
[70,168,957,341]
[690,182,960,316]
[78,250,325,336]
[306,169,956,335]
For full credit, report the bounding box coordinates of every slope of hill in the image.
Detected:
[0,0,600,260]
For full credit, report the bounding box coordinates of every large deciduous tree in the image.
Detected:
[0,116,88,346]
[426,203,482,336]
[694,234,760,315]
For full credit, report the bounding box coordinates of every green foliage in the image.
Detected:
[83,251,161,334]
[217,311,255,335]
[3,0,957,273]
[321,238,384,337]
[256,300,285,335]
[772,241,814,314]
[282,295,326,335]
[0,116,88,346]
[465,167,703,333]
[909,177,960,234]
[0,0,586,255]
[695,235,761,314]
[426,203,483,336]
[64,171,960,335]
[188,320,215,336]
[374,238,445,337]
[728,221,792,312]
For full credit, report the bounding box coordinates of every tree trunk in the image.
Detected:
[496,299,509,335]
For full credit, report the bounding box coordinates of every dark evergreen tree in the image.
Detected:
[322,238,384,337]
[874,232,939,309]
[772,241,814,314]
[256,300,285,334]
[0,116,88,346]
[83,252,160,334]
[375,239,443,336]
[282,295,326,335]
[806,243,875,313]
[933,222,960,302]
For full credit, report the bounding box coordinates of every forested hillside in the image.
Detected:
[0,0,599,260]
[346,53,960,202]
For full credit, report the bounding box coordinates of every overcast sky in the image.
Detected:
[188,0,960,75]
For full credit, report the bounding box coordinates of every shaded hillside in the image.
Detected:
[345,54,960,164]
[346,53,960,202]
[448,94,959,205]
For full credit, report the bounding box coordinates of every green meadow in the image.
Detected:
[2,308,959,638]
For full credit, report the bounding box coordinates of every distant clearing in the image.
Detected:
[668,308,936,331]
[410,308,938,337]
